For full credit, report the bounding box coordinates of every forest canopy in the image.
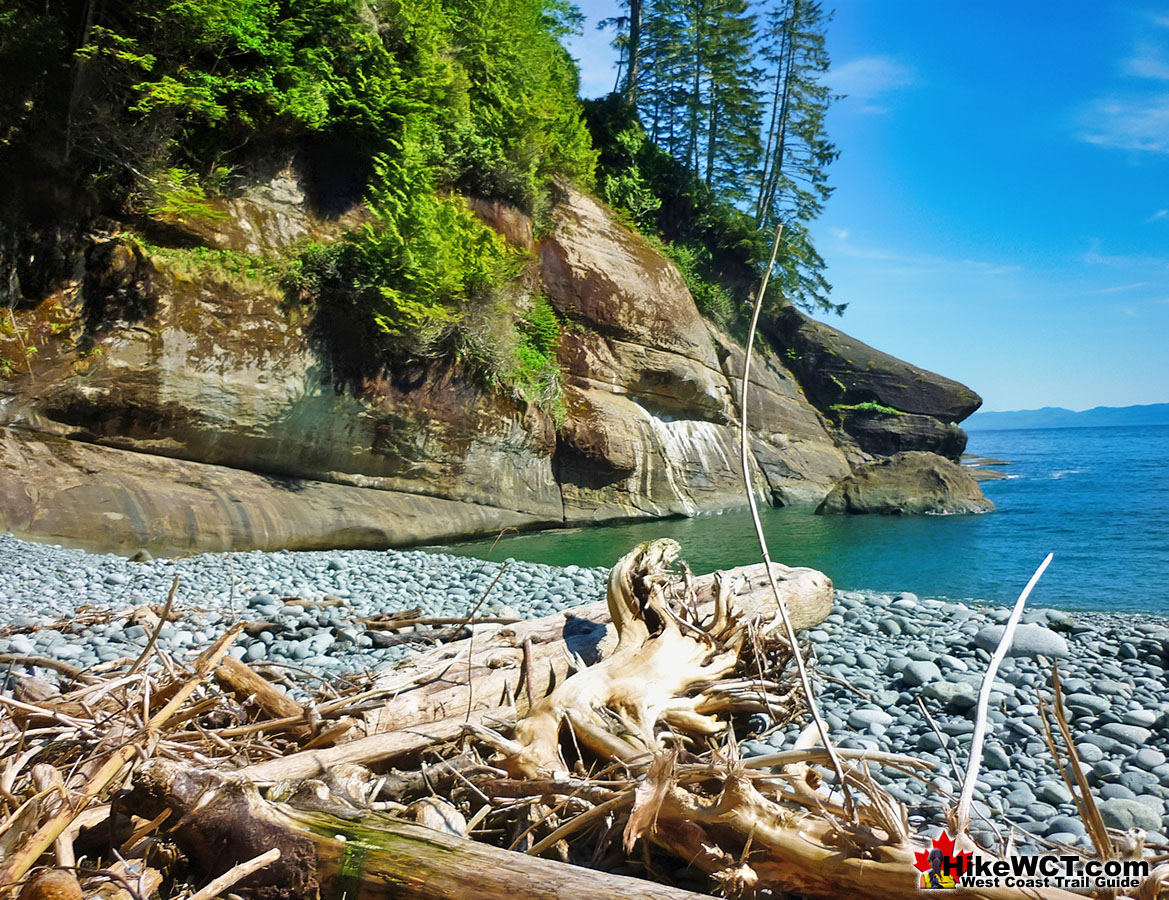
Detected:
[0,0,840,400]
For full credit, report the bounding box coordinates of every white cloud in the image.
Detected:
[1082,247,1169,269]
[1123,40,1169,80]
[1148,209,1168,222]
[1087,281,1150,294]
[1080,95,1169,153]
[826,236,1018,275]
[828,56,915,114]
[1080,20,1169,153]
[828,227,850,241]
[1125,54,1169,80]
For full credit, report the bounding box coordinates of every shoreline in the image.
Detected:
[2,533,1167,853]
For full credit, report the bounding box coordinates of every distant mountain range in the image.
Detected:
[965,403,1169,431]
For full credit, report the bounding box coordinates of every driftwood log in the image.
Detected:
[125,760,713,900]
[368,552,833,732]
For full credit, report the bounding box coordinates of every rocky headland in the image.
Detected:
[0,166,987,556]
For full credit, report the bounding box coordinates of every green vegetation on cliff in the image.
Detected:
[2,0,595,211]
[1,0,592,414]
[1,0,841,411]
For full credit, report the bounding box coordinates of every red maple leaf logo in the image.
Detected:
[913,830,973,881]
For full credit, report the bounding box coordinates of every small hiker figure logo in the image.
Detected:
[915,831,972,889]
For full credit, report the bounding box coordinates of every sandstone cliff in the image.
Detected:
[0,167,984,554]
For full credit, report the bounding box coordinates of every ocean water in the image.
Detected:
[431,424,1169,614]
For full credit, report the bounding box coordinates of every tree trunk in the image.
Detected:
[126,761,714,900]
[625,0,643,104]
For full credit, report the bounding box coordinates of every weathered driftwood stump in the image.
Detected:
[471,539,790,777]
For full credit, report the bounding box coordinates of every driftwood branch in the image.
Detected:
[737,223,855,820]
[0,625,243,888]
[953,553,1052,834]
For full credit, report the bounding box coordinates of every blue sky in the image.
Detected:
[565,1,1169,412]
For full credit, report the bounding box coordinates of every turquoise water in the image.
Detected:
[429,424,1169,614]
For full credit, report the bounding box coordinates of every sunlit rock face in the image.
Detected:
[816,451,994,516]
[0,169,983,553]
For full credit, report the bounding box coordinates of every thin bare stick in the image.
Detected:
[953,553,1052,835]
[465,561,509,724]
[916,696,963,782]
[739,747,933,772]
[186,847,281,900]
[128,576,178,676]
[737,224,854,821]
[526,790,635,856]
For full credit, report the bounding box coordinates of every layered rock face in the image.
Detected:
[0,168,987,553]
[767,306,982,422]
[540,187,852,519]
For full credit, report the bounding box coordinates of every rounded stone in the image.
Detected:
[982,743,1012,771]
[1100,722,1153,746]
[1099,798,1162,831]
[1100,783,1137,801]
[921,680,977,709]
[1036,781,1073,805]
[1135,748,1168,770]
[974,622,1069,659]
[1046,816,1086,838]
[1075,742,1104,763]
[244,643,267,662]
[1122,708,1159,727]
[901,660,942,686]
[847,708,894,729]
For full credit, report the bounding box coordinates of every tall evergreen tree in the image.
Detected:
[701,0,761,201]
[632,0,760,195]
[755,0,840,311]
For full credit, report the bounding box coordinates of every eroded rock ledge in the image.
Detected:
[0,167,988,554]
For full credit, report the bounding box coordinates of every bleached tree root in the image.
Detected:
[366,551,832,734]
[486,539,763,777]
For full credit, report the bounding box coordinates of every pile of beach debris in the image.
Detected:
[1,539,1166,900]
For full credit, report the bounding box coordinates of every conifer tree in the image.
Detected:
[600,0,841,314]
[632,0,760,194]
[701,0,761,202]
[755,0,840,312]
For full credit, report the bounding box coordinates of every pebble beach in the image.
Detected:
[2,533,1166,854]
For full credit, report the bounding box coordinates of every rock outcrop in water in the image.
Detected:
[0,165,986,553]
[816,451,995,516]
